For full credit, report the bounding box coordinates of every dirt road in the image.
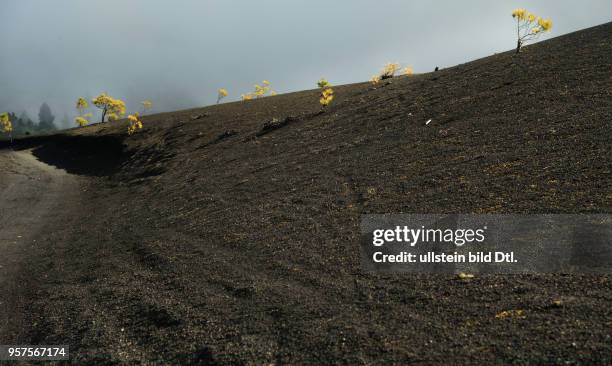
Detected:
[0,149,80,343]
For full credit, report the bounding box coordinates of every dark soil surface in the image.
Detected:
[1,22,611,365]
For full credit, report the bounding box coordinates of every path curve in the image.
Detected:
[0,149,80,342]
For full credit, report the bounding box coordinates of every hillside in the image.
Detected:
[1,22,611,364]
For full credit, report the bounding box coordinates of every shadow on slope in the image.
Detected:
[7,134,126,177]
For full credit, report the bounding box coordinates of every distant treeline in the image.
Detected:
[4,102,58,136]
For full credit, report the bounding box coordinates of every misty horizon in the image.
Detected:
[1,0,611,129]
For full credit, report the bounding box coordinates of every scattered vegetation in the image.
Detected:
[75,97,92,127]
[371,62,413,84]
[242,80,276,101]
[457,272,475,280]
[141,100,153,114]
[127,113,144,135]
[74,116,89,127]
[217,88,228,104]
[317,78,331,88]
[317,79,334,108]
[92,93,126,123]
[73,94,145,135]
[1,112,13,141]
[0,10,555,139]
[512,8,553,53]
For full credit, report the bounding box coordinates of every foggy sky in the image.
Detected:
[1,0,610,128]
